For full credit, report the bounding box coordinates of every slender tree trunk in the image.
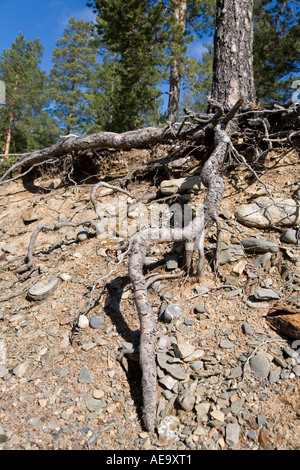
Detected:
[167,0,187,123]
[211,0,256,111]
[4,75,19,156]
[4,112,14,156]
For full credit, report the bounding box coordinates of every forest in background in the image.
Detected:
[0,0,299,157]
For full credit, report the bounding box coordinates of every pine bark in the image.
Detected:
[211,0,256,111]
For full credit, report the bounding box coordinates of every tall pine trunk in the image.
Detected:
[167,0,187,123]
[4,112,14,156]
[211,0,256,110]
[4,75,18,156]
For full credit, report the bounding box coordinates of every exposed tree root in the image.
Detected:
[1,99,299,433]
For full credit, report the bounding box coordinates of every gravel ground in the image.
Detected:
[0,148,299,451]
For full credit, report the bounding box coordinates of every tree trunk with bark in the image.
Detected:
[211,0,256,111]
[167,0,187,123]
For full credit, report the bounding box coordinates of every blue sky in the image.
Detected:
[0,0,212,111]
[0,0,96,73]
[0,0,211,74]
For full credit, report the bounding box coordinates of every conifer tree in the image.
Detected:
[253,0,300,104]
[49,18,100,135]
[88,0,167,132]
[0,33,57,155]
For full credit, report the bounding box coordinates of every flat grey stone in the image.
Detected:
[250,354,270,379]
[242,238,279,253]
[219,243,232,265]
[230,398,245,414]
[27,277,60,301]
[281,229,298,244]
[159,375,178,390]
[254,288,280,300]
[225,423,240,447]
[194,304,206,314]
[219,339,235,349]
[22,206,44,223]
[246,299,269,309]
[269,367,281,383]
[242,323,254,335]
[86,397,106,412]
[195,402,210,418]
[1,243,18,254]
[160,176,203,195]
[252,252,272,268]
[163,304,182,323]
[144,256,159,267]
[156,353,188,380]
[78,366,92,384]
[89,315,104,329]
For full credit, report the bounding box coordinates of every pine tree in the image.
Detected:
[181,44,213,112]
[253,0,300,104]
[88,0,167,132]
[0,33,57,155]
[88,0,216,127]
[49,18,100,135]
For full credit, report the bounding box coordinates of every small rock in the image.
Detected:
[246,299,269,309]
[250,354,270,379]
[22,206,44,223]
[247,429,257,441]
[78,315,89,329]
[86,397,106,412]
[252,252,272,268]
[160,176,203,196]
[230,398,245,414]
[59,273,71,281]
[242,323,254,335]
[194,304,206,314]
[163,304,182,323]
[89,315,104,329]
[219,339,235,349]
[183,349,205,362]
[225,423,240,447]
[218,243,232,265]
[166,255,178,270]
[78,366,92,384]
[0,434,8,444]
[13,361,29,378]
[27,277,60,301]
[1,244,18,254]
[177,382,197,411]
[241,238,279,253]
[195,402,211,418]
[210,409,225,422]
[232,259,247,275]
[144,256,159,267]
[281,229,298,244]
[159,375,178,390]
[156,353,188,380]
[254,288,280,301]
[93,389,105,399]
[173,334,195,359]
[77,230,89,241]
[58,212,67,223]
